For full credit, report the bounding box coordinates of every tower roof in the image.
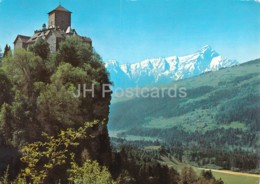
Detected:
[48,5,71,14]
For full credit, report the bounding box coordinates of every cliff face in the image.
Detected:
[83,92,112,166]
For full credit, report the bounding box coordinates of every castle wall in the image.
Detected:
[46,33,57,53]
[14,38,27,50]
[48,13,55,28]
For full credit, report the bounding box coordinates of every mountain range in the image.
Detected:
[105,45,238,88]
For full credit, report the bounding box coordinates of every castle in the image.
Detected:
[14,5,92,52]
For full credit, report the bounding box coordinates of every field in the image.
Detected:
[158,153,260,184]
[211,170,259,184]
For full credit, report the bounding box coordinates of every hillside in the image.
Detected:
[108,59,260,173]
[109,59,259,131]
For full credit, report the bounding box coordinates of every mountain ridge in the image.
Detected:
[105,45,238,88]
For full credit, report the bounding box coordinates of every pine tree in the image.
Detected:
[179,167,196,184]
[0,103,13,145]
[0,47,2,62]
[3,44,11,58]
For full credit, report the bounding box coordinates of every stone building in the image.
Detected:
[14,5,92,52]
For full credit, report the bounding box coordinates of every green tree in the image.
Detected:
[3,49,47,96]
[0,103,13,145]
[179,167,196,184]
[36,82,82,134]
[197,170,224,184]
[0,166,10,184]
[116,170,135,184]
[0,47,2,62]
[0,92,37,147]
[69,160,116,184]
[200,170,214,180]
[0,121,116,184]
[3,45,11,58]
[18,121,98,183]
[57,37,92,67]
[0,35,112,181]
[0,69,12,106]
[28,38,50,60]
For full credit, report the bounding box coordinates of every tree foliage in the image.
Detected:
[0,36,112,182]
[3,49,47,96]
[28,38,50,60]
[0,69,12,106]
[0,121,116,184]
[18,121,96,183]
[57,37,92,67]
[179,167,196,184]
[3,45,11,58]
[69,160,116,184]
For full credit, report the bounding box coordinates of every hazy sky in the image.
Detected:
[0,0,259,63]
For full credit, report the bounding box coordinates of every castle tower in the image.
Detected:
[48,5,71,31]
[14,5,92,52]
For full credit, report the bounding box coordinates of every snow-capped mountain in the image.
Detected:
[105,45,238,88]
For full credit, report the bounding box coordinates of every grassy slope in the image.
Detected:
[109,59,260,132]
[109,59,260,183]
[158,153,260,184]
[210,170,259,184]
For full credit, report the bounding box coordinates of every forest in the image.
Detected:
[109,59,260,175]
[0,37,113,183]
[0,37,226,184]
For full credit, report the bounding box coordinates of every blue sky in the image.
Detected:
[0,0,259,63]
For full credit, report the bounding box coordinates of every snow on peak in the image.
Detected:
[200,45,212,52]
[106,46,238,88]
[105,59,119,66]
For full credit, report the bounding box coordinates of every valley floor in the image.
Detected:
[200,169,260,178]
[159,153,259,184]
[209,170,259,184]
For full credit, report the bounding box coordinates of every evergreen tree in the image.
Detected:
[3,45,11,58]
[0,69,12,106]
[0,47,2,62]
[179,167,196,184]
[0,103,13,145]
